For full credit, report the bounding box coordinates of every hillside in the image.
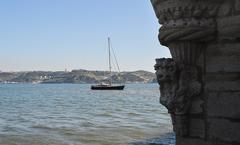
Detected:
[0,70,156,84]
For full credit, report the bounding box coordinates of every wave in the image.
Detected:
[31,124,53,130]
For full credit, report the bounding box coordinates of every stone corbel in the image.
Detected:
[151,0,223,136]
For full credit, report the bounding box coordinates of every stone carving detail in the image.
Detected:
[155,58,201,136]
[151,0,223,47]
[151,0,225,136]
[151,0,224,136]
[151,0,240,140]
[154,58,178,112]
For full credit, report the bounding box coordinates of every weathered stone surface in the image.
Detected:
[207,92,240,119]
[190,98,204,114]
[155,58,202,136]
[209,118,240,143]
[176,137,234,145]
[218,0,240,40]
[205,73,240,82]
[189,119,205,138]
[205,43,240,73]
[151,0,240,145]
[218,15,240,40]
[151,0,223,46]
[151,0,214,137]
[205,58,240,73]
[205,80,240,92]
[206,43,240,57]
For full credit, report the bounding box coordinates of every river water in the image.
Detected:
[0,84,174,145]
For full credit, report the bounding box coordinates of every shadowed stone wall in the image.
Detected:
[151,0,240,145]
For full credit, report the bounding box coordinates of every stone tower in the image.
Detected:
[151,0,240,145]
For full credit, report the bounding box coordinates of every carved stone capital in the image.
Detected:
[151,0,223,46]
[151,0,219,137]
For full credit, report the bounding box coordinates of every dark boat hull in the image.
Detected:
[91,85,125,90]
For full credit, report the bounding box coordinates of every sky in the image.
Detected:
[0,0,171,72]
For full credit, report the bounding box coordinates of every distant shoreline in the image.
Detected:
[0,69,157,84]
[0,82,157,84]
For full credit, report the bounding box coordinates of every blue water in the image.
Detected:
[0,84,173,145]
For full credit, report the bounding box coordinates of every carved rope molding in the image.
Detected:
[151,0,224,136]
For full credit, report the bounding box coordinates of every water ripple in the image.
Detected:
[0,84,173,145]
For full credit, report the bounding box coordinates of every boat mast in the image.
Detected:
[108,37,112,85]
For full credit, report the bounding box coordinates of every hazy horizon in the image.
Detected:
[0,68,155,73]
[0,0,171,72]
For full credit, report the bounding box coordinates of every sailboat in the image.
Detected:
[91,37,125,90]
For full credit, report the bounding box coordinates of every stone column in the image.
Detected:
[151,0,240,145]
